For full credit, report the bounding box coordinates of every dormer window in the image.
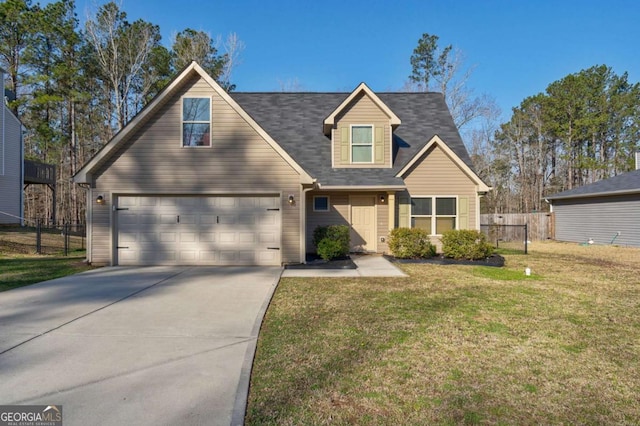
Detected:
[351,125,373,163]
[182,97,211,147]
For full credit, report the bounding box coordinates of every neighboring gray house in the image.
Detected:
[547,167,640,247]
[0,67,24,225]
[74,62,489,266]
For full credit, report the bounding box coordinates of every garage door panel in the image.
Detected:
[179,214,196,225]
[117,195,281,266]
[199,251,218,262]
[219,232,237,244]
[218,215,236,225]
[237,214,255,225]
[140,232,158,242]
[259,213,278,226]
[180,251,197,262]
[200,214,217,225]
[259,232,277,243]
[160,198,178,207]
[219,198,237,208]
[239,232,257,243]
[140,250,176,263]
[180,232,197,243]
[199,232,216,242]
[119,212,138,225]
[160,232,176,242]
[140,197,158,207]
[160,214,177,225]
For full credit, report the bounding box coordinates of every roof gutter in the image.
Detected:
[546,188,640,201]
[316,184,406,191]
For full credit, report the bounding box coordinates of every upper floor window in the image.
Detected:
[351,125,373,163]
[182,97,211,147]
[411,196,457,235]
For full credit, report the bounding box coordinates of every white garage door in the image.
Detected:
[116,196,281,265]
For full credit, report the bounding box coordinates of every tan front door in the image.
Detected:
[350,195,376,252]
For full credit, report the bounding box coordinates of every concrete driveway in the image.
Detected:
[0,266,282,426]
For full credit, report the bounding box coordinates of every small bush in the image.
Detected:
[441,229,494,260]
[313,225,350,260]
[388,227,436,259]
[317,239,344,261]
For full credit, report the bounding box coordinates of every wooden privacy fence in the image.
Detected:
[480,213,555,241]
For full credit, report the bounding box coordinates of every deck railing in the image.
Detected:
[24,159,56,185]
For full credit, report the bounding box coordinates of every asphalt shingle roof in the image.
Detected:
[230,91,472,187]
[546,169,640,200]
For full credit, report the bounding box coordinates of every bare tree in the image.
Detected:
[277,77,304,92]
[408,33,497,131]
[217,32,244,90]
[85,1,160,130]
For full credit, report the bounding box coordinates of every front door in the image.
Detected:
[350,195,376,252]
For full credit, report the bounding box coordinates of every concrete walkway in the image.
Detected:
[281,254,406,278]
[0,266,281,426]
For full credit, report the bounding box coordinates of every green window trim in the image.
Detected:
[410,196,458,235]
[351,124,373,163]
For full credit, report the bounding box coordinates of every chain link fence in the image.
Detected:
[0,221,85,256]
[480,223,529,254]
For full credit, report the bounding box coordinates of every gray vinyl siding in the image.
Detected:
[553,194,640,247]
[0,105,22,224]
[305,191,389,253]
[90,74,302,264]
[334,92,391,168]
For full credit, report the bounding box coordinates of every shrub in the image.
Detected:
[441,229,494,260]
[388,227,436,259]
[313,225,350,260]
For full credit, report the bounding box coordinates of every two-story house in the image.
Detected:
[0,67,24,225]
[74,62,489,265]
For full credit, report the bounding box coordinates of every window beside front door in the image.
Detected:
[182,97,211,147]
[313,196,330,212]
[411,196,457,235]
[351,125,373,163]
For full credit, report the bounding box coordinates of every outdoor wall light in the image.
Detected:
[288,195,295,205]
[96,195,105,205]
[380,194,386,203]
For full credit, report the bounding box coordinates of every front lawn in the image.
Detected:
[0,253,94,292]
[247,242,640,425]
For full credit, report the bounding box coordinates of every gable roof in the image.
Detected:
[74,62,313,184]
[547,169,640,201]
[322,82,401,135]
[230,91,478,188]
[396,135,490,192]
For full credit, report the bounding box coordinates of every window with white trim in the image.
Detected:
[411,196,457,235]
[182,97,211,147]
[313,196,329,212]
[351,125,373,163]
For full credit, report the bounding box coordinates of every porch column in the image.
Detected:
[388,192,395,230]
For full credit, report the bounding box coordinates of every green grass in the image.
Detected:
[246,242,640,425]
[0,252,94,291]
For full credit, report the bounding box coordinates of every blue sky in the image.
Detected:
[73,0,639,120]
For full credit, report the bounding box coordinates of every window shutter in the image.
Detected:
[374,127,384,163]
[458,197,469,229]
[397,192,410,228]
[340,127,349,163]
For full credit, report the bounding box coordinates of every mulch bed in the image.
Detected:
[284,254,357,270]
[384,253,505,267]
